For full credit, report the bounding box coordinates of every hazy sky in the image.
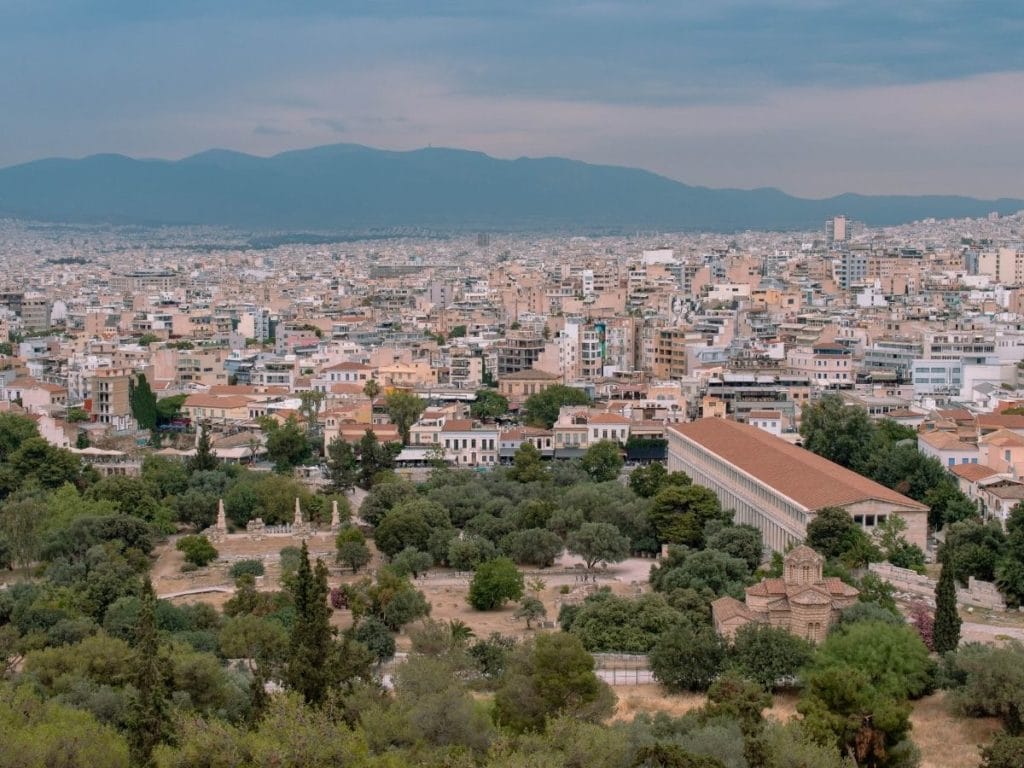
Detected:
[2,1,1023,197]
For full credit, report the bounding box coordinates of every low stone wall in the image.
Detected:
[868,562,1007,611]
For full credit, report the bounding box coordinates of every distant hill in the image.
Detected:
[0,144,1020,232]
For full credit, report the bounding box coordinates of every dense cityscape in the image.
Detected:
[5,2,1024,767]
[0,209,1023,767]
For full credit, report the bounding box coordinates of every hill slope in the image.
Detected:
[0,144,1019,231]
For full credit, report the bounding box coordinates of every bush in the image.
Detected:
[468,558,524,611]
[176,535,218,567]
[229,559,265,580]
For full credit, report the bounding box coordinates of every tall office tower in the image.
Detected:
[825,215,848,244]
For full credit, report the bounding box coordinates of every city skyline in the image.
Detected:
[2,2,1024,198]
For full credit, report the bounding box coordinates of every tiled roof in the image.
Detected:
[183,394,251,409]
[919,430,975,451]
[950,463,999,482]
[978,414,1024,430]
[668,418,928,512]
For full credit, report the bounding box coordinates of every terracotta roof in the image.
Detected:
[588,413,631,425]
[711,596,756,623]
[748,410,781,420]
[324,361,373,371]
[440,419,475,432]
[950,463,999,482]
[919,430,975,451]
[981,429,1024,448]
[668,418,928,512]
[746,578,788,597]
[978,414,1024,430]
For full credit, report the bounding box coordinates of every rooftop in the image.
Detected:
[668,418,928,512]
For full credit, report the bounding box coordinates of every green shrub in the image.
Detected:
[229,559,265,580]
[176,535,218,567]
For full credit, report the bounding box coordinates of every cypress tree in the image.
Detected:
[933,563,962,654]
[126,577,169,767]
[283,541,334,704]
[130,373,159,431]
[187,423,219,473]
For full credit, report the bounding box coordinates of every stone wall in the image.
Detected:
[868,562,1007,611]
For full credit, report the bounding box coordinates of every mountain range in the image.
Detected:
[0,144,1020,233]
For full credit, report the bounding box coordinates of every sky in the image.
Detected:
[2,1,1023,198]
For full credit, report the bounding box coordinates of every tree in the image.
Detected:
[648,484,725,547]
[447,534,496,571]
[175,535,218,567]
[729,622,814,691]
[384,389,425,443]
[0,412,38,461]
[129,373,159,431]
[126,578,169,767]
[568,592,682,653]
[650,623,726,692]
[567,522,631,569]
[356,429,400,488]
[501,527,563,567]
[390,547,433,578]
[515,596,547,629]
[471,389,509,420]
[264,415,312,472]
[363,378,380,400]
[374,501,440,558]
[945,641,1024,734]
[650,547,750,599]
[283,542,333,705]
[297,389,325,434]
[581,440,624,482]
[0,687,130,768]
[798,665,916,768]
[494,633,614,732]
[981,734,1024,768]
[469,557,525,610]
[874,515,926,572]
[335,526,372,573]
[934,564,962,654]
[508,441,548,482]
[705,524,763,572]
[218,613,288,717]
[352,616,396,663]
[799,394,876,470]
[811,620,933,700]
[324,437,358,492]
[941,518,1006,585]
[522,384,592,429]
[806,506,879,565]
[186,424,219,473]
[630,463,691,498]
[996,502,1024,607]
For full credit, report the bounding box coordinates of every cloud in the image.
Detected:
[253,125,291,136]
[307,117,347,134]
[0,2,1023,197]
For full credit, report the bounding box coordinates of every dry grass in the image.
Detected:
[910,692,1000,768]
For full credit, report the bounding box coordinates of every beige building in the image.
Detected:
[667,418,929,553]
[712,546,859,643]
[88,369,133,429]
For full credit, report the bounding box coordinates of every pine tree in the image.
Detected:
[187,423,219,473]
[283,541,334,704]
[126,578,169,767]
[934,563,962,654]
